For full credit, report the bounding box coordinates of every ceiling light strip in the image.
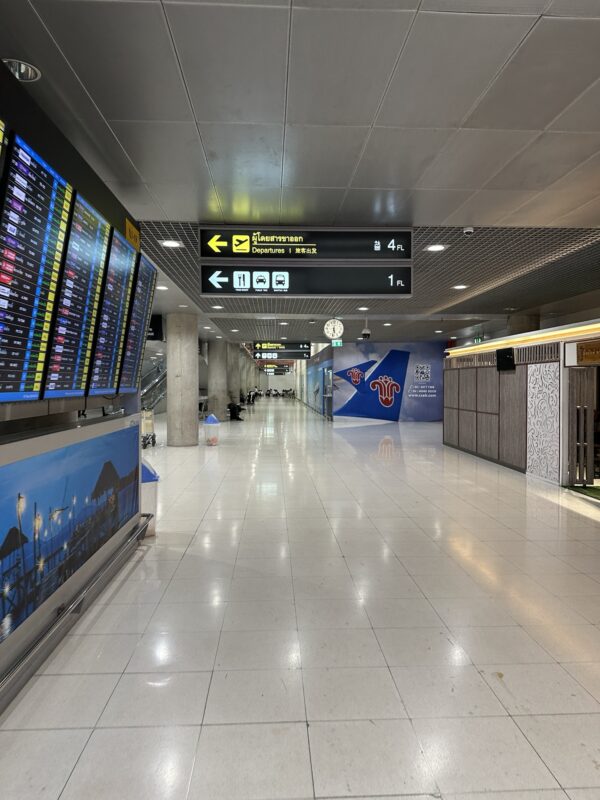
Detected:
[447,319,600,357]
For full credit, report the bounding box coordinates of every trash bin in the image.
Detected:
[141,459,159,537]
[204,413,220,446]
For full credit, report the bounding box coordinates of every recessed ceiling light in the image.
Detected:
[383,322,392,327]
[357,306,369,311]
[2,59,41,82]
[452,285,468,290]
[211,305,224,309]
[504,306,518,312]
[357,336,363,340]
[159,239,184,248]
[156,285,169,291]
[178,304,189,308]
[450,336,457,340]
[203,326,211,329]
[434,330,443,334]
[216,335,222,339]
[156,352,163,356]
[425,244,446,253]
[231,329,239,332]
[281,336,287,340]
[280,322,289,326]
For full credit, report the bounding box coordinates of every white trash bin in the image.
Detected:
[204,413,220,446]
[141,459,159,537]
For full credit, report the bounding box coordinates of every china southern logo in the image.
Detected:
[370,375,401,407]
[346,367,364,386]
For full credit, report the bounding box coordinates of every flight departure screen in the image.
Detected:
[119,253,157,393]
[0,135,72,402]
[88,229,136,395]
[44,196,110,399]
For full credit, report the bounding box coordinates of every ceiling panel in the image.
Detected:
[295,0,418,8]
[107,182,166,219]
[545,0,600,16]
[377,12,534,128]
[283,125,368,187]
[410,190,475,225]
[166,3,289,123]
[336,189,413,225]
[199,123,283,189]
[147,182,222,223]
[499,189,600,227]
[443,190,539,226]
[110,121,210,185]
[465,17,600,130]
[553,195,600,228]
[286,8,412,125]
[417,129,537,190]
[216,187,282,224]
[33,0,192,121]
[422,0,547,10]
[353,128,454,188]
[280,188,345,225]
[550,78,600,132]
[486,132,600,191]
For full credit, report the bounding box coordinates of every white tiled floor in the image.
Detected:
[3,400,600,799]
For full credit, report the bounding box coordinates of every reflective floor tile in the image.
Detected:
[480,663,600,714]
[204,669,305,723]
[229,576,294,602]
[293,575,359,600]
[563,662,600,702]
[161,579,231,604]
[234,558,292,578]
[99,578,168,606]
[126,631,219,672]
[303,666,406,721]
[391,665,507,718]
[295,598,371,629]
[98,672,211,726]
[189,723,313,800]
[291,556,350,577]
[431,597,518,627]
[222,600,297,631]
[40,634,139,675]
[60,726,199,800]
[0,674,119,729]
[451,627,556,665]
[525,624,600,662]
[146,602,226,633]
[309,719,436,797]
[0,729,90,800]
[365,598,444,628]
[376,628,471,667]
[299,628,386,668]
[515,714,600,787]
[73,603,155,635]
[414,717,558,793]
[215,630,301,670]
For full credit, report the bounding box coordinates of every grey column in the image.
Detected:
[208,338,229,419]
[507,313,540,336]
[227,342,241,403]
[166,313,199,447]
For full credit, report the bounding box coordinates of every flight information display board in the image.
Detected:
[88,230,136,395]
[0,135,72,402]
[119,253,157,394]
[44,196,111,399]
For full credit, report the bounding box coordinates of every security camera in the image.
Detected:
[361,327,371,340]
[463,226,475,236]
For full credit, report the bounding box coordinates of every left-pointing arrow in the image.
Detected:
[209,270,229,289]
[208,234,228,253]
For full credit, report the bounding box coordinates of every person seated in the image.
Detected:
[228,393,244,421]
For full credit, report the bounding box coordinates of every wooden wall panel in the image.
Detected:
[477,367,499,413]
[499,365,527,470]
[459,369,477,411]
[444,369,459,408]
[477,413,499,461]
[444,408,459,446]
[459,410,477,452]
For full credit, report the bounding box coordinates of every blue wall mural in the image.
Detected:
[333,342,444,422]
[0,426,139,643]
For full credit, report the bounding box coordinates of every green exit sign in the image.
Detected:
[474,336,483,344]
[331,339,343,347]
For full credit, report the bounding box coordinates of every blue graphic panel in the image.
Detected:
[334,359,377,394]
[0,425,139,642]
[336,349,410,421]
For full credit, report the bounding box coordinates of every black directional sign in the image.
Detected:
[201,229,412,260]
[201,265,412,297]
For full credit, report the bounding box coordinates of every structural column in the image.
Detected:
[166,313,199,447]
[227,342,241,403]
[208,338,229,419]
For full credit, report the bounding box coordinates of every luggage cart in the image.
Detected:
[141,408,156,449]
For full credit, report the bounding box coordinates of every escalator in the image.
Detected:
[140,367,167,411]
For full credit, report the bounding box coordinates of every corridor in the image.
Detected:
[3,400,600,799]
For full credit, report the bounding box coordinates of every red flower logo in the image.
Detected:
[346,367,364,386]
[370,375,401,407]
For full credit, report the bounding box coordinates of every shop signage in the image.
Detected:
[577,340,600,365]
[201,265,412,297]
[201,229,412,260]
